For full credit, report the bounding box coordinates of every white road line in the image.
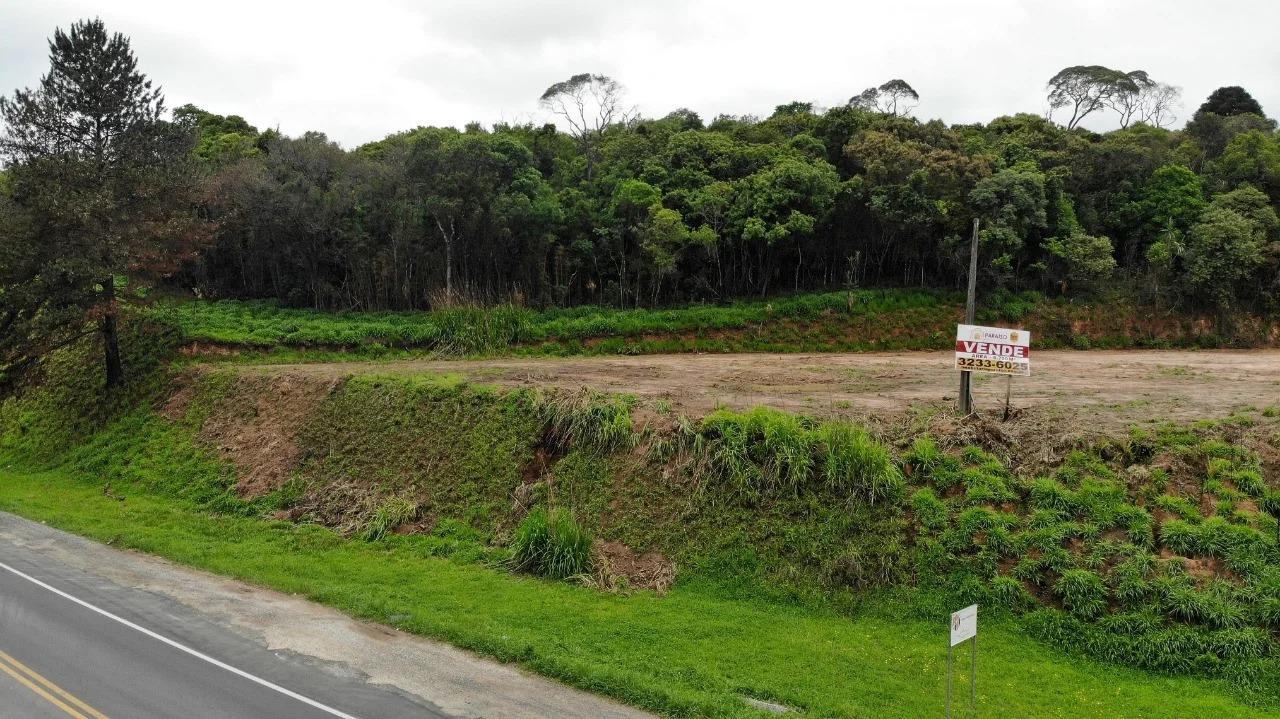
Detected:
[0,561,363,719]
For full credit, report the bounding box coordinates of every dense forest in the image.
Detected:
[173,81,1280,313]
[2,20,1280,382]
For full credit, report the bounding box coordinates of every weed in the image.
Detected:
[534,390,635,454]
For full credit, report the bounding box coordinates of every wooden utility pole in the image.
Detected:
[958,218,979,415]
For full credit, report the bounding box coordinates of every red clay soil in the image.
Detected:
[182,372,343,496]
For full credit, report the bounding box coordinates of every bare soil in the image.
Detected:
[181,371,344,496]
[240,350,1280,434]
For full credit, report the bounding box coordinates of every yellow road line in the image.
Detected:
[0,649,108,719]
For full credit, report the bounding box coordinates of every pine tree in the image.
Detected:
[0,18,206,388]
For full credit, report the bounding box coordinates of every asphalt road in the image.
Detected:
[0,524,450,718]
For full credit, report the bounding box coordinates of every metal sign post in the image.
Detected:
[947,604,978,718]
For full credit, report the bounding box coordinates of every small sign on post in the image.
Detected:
[947,604,978,718]
[950,604,977,646]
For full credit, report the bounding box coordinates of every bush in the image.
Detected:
[509,507,594,580]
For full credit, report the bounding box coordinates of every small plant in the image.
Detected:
[1154,494,1201,522]
[904,436,955,481]
[910,488,949,533]
[509,507,594,580]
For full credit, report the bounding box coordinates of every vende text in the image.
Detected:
[955,341,1029,358]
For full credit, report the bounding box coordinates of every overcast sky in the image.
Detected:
[3,0,1277,148]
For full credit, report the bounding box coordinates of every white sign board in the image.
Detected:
[950,604,978,646]
[955,324,1031,376]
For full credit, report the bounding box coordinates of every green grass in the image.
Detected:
[149,290,954,352]
[0,465,1270,719]
[146,289,1277,359]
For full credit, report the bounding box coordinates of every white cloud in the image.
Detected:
[2,0,1277,147]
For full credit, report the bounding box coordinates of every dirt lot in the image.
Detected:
[243,350,1280,432]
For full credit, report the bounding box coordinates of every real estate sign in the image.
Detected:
[950,604,978,646]
[954,324,1031,376]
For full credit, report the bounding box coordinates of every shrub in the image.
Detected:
[509,507,594,580]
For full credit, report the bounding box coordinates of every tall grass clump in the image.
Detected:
[697,408,813,497]
[817,422,904,505]
[1055,569,1108,619]
[534,390,635,454]
[688,409,901,504]
[509,507,594,580]
[357,497,419,541]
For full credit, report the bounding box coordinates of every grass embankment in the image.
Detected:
[0,466,1268,719]
[147,289,1274,359]
[4,329,1280,716]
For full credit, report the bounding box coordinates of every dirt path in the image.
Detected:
[241,350,1280,432]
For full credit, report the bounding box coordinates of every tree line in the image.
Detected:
[2,20,1280,385]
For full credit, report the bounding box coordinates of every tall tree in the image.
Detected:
[0,18,206,387]
[849,80,920,116]
[1046,66,1146,130]
[538,73,634,178]
[1108,75,1181,129]
[1198,86,1265,118]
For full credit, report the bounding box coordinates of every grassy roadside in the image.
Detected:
[0,466,1270,719]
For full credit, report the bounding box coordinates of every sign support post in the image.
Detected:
[958,218,979,415]
[946,643,954,719]
[1002,374,1012,422]
[947,604,978,718]
[970,631,977,711]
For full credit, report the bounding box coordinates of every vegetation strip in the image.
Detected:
[0,468,1267,719]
